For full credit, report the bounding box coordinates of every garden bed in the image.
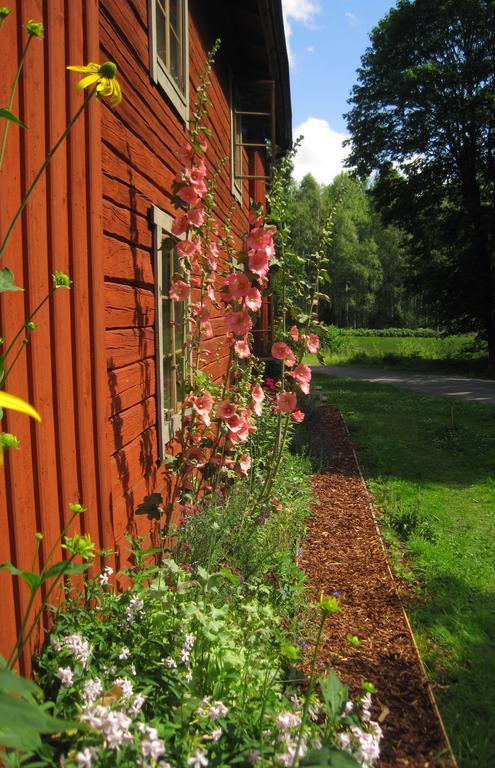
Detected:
[299,405,457,768]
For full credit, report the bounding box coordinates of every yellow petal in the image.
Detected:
[0,392,41,422]
[67,62,99,74]
[76,73,100,91]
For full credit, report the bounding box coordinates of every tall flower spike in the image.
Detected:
[67,61,122,108]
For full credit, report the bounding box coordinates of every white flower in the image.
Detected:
[80,705,133,749]
[185,670,193,683]
[187,749,209,767]
[129,693,146,716]
[129,663,137,676]
[76,748,94,768]
[210,728,222,742]
[164,656,177,668]
[207,700,228,719]
[119,646,131,660]
[114,676,134,700]
[141,737,166,760]
[275,712,301,731]
[125,596,145,622]
[98,566,113,586]
[345,700,354,715]
[60,633,92,668]
[83,677,103,704]
[56,666,74,687]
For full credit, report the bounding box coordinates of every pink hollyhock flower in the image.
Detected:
[290,325,299,342]
[251,384,265,415]
[246,225,276,252]
[187,206,205,228]
[276,391,297,413]
[239,453,252,474]
[245,286,262,311]
[224,310,253,337]
[292,410,305,423]
[305,333,320,354]
[201,320,213,338]
[248,208,263,226]
[230,422,250,443]
[172,214,189,237]
[226,414,244,433]
[169,280,191,301]
[189,160,206,183]
[248,249,270,279]
[177,185,201,206]
[192,392,213,426]
[287,364,311,394]
[271,342,296,368]
[178,143,194,166]
[177,239,199,259]
[234,339,251,358]
[227,272,251,299]
[217,400,237,420]
[187,447,207,467]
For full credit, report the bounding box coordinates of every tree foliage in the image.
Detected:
[345,0,495,364]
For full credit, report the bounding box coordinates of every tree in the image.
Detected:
[345,0,495,366]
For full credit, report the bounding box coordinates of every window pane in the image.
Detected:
[175,299,184,351]
[162,356,172,412]
[162,299,171,355]
[155,0,167,65]
[170,29,180,86]
[170,0,180,35]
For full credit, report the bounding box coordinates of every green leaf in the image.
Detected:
[0,659,40,699]
[0,108,26,128]
[0,726,42,751]
[319,669,348,723]
[219,567,240,586]
[0,691,76,739]
[43,561,91,581]
[0,267,23,293]
[301,748,361,767]
[0,562,41,591]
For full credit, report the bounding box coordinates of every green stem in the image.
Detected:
[2,291,54,384]
[0,37,32,172]
[292,611,327,766]
[0,90,95,261]
[9,553,78,668]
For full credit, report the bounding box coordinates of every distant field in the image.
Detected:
[306,332,490,376]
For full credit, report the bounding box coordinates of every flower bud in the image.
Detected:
[99,61,117,78]
[0,432,20,450]
[25,321,37,331]
[25,19,44,38]
[35,532,43,541]
[53,271,72,289]
[68,502,85,514]
[319,593,340,615]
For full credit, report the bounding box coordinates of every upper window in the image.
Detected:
[149,0,189,121]
[152,207,189,456]
[231,81,243,204]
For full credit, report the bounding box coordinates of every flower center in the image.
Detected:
[98,61,117,79]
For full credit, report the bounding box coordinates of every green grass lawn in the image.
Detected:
[306,333,490,376]
[313,375,495,768]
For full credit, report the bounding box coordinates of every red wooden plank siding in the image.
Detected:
[0,0,109,667]
[100,0,251,534]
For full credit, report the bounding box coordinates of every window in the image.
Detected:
[231,81,243,204]
[152,207,189,455]
[149,0,189,120]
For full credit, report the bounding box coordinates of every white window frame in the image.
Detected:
[152,206,190,458]
[230,79,243,205]
[149,0,189,122]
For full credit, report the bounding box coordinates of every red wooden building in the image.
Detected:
[0,0,291,664]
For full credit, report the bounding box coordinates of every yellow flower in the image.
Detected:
[67,61,122,108]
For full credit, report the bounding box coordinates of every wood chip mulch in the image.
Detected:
[298,405,457,768]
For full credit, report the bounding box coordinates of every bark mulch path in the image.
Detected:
[298,405,457,768]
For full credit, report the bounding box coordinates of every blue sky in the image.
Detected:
[282,0,395,183]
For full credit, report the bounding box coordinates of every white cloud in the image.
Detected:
[293,118,351,184]
[344,11,360,26]
[282,0,321,66]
